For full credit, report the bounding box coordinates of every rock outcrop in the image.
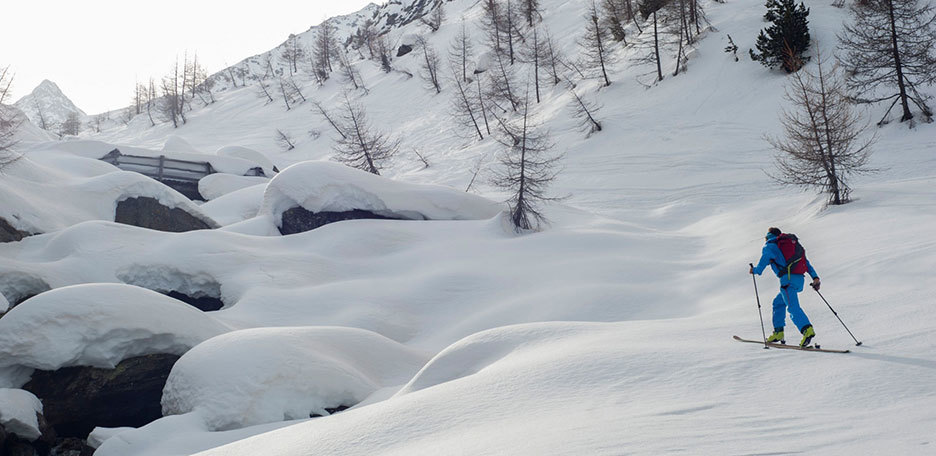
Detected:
[0,218,32,243]
[114,197,213,233]
[22,354,180,439]
[279,206,400,235]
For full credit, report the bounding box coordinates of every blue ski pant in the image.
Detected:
[772,273,812,332]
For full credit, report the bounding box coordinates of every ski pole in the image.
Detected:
[811,284,862,346]
[749,263,769,349]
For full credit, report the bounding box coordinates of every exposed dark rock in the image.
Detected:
[279,206,403,235]
[166,290,224,312]
[0,217,33,243]
[396,44,413,57]
[48,438,93,456]
[22,354,180,439]
[114,197,213,233]
[161,180,204,201]
[310,405,350,418]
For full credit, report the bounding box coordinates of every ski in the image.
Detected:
[733,335,850,353]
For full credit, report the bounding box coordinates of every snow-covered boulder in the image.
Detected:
[258,161,502,233]
[199,184,267,227]
[215,145,277,177]
[198,173,269,201]
[162,326,429,431]
[0,283,231,371]
[0,388,43,440]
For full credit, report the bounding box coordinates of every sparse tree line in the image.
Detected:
[744,0,936,205]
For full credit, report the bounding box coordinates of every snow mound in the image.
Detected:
[162,135,201,155]
[396,322,591,396]
[198,174,269,201]
[215,145,277,176]
[0,292,8,314]
[0,388,43,440]
[259,161,503,225]
[0,283,231,371]
[199,184,267,226]
[162,326,429,431]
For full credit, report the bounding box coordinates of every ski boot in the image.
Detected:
[766,329,785,344]
[799,325,816,347]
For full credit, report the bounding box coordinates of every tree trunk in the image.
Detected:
[886,0,913,122]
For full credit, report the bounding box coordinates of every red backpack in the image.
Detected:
[774,233,808,277]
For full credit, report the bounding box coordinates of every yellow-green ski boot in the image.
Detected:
[767,329,785,344]
[799,325,816,347]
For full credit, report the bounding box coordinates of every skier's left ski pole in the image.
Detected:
[811,284,862,346]
[749,264,769,349]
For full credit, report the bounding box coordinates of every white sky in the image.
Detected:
[2,0,376,114]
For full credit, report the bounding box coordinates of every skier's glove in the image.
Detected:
[810,278,821,291]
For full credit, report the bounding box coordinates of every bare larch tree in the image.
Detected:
[313,100,348,140]
[580,1,615,87]
[312,20,339,82]
[767,53,876,205]
[450,64,485,140]
[635,0,667,83]
[449,21,475,83]
[274,129,297,151]
[1,65,24,160]
[837,0,936,125]
[333,93,399,175]
[417,36,443,93]
[567,84,603,135]
[490,89,562,232]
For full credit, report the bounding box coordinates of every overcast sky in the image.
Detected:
[3,0,375,114]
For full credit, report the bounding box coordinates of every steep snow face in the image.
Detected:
[0,283,231,374]
[13,80,86,132]
[162,326,429,431]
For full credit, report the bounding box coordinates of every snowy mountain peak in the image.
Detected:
[14,79,86,133]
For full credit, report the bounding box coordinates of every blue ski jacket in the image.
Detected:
[752,240,818,283]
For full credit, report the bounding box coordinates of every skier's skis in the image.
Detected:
[733,335,850,353]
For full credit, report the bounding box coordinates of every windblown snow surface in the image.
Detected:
[1,0,935,455]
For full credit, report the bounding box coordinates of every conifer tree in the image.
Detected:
[333,93,399,175]
[580,1,614,87]
[749,0,810,73]
[490,89,562,232]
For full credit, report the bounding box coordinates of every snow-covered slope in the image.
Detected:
[13,79,86,132]
[2,0,936,454]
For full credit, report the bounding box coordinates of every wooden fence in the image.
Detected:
[100,148,266,200]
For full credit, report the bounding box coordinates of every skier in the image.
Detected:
[749,227,821,347]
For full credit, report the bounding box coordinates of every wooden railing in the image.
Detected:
[100,149,265,183]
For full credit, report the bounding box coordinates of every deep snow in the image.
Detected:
[1,0,935,454]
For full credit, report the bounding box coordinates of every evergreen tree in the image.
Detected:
[749,0,810,72]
